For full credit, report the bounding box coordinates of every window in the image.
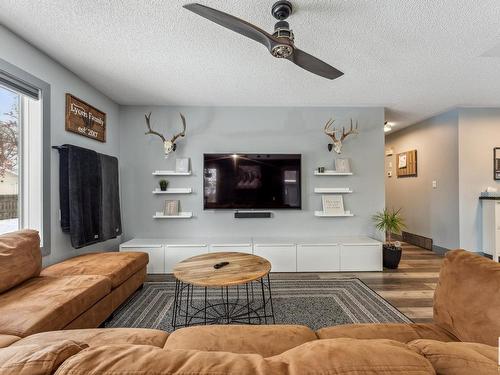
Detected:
[0,60,50,254]
[0,84,42,238]
[0,85,20,234]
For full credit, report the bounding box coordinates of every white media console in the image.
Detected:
[119,236,383,273]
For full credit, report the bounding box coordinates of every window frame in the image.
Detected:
[0,58,51,255]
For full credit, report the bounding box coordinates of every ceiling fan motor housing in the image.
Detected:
[271,20,294,58]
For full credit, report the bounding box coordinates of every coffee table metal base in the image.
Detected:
[172,274,275,329]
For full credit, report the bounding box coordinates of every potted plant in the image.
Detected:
[372,208,406,269]
[159,179,168,191]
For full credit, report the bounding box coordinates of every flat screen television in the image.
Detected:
[203,153,301,209]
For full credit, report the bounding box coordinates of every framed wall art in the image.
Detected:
[494,147,500,180]
[65,94,106,142]
[397,150,417,177]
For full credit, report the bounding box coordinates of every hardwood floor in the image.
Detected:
[147,243,444,323]
[270,243,443,323]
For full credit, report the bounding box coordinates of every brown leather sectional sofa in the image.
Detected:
[0,230,499,374]
[0,230,147,337]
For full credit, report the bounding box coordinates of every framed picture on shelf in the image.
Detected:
[164,200,179,216]
[176,158,190,173]
[322,194,344,215]
[335,158,351,173]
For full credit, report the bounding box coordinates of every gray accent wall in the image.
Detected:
[119,106,385,240]
[385,110,460,249]
[0,26,121,266]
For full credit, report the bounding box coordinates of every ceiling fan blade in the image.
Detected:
[288,48,344,80]
[183,3,276,51]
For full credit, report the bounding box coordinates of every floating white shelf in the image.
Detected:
[152,188,192,194]
[314,211,354,217]
[152,170,191,176]
[153,212,193,219]
[314,188,353,194]
[314,170,353,176]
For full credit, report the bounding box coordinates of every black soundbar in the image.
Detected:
[234,211,272,219]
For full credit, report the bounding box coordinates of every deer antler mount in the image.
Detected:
[144,112,186,157]
[324,118,359,154]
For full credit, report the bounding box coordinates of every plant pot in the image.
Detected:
[383,244,402,269]
[159,181,168,191]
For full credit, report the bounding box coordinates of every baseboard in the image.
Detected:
[479,252,500,262]
[393,232,450,255]
[402,231,433,250]
[431,245,450,256]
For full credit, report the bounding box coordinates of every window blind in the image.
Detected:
[0,69,40,100]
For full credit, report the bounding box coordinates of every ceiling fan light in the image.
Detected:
[271,44,294,58]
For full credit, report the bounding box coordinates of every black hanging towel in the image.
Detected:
[56,144,102,248]
[99,153,122,240]
[58,146,70,232]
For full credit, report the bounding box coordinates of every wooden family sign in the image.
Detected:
[65,94,106,142]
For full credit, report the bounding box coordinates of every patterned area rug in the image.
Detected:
[106,278,411,331]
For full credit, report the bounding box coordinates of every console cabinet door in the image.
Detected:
[120,246,165,274]
[165,244,209,273]
[253,244,296,272]
[297,244,340,272]
[340,244,382,271]
[209,244,253,254]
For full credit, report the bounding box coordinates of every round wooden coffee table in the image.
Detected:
[171,252,275,329]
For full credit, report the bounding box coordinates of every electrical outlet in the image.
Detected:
[432,180,437,189]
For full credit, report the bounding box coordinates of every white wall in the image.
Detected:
[385,110,460,249]
[458,108,500,251]
[119,106,385,240]
[0,26,121,266]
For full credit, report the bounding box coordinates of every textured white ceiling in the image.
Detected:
[1,0,500,129]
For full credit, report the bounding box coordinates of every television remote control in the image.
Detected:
[214,261,229,269]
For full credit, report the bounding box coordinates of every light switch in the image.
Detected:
[432,180,437,189]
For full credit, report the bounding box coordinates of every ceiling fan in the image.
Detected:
[183,1,344,80]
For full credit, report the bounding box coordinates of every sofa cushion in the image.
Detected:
[317,322,458,343]
[0,335,21,348]
[0,340,87,375]
[0,275,111,337]
[41,251,148,288]
[164,324,318,356]
[272,338,436,375]
[408,339,499,375]
[0,230,41,293]
[54,339,435,375]
[13,328,168,348]
[433,249,500,346]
